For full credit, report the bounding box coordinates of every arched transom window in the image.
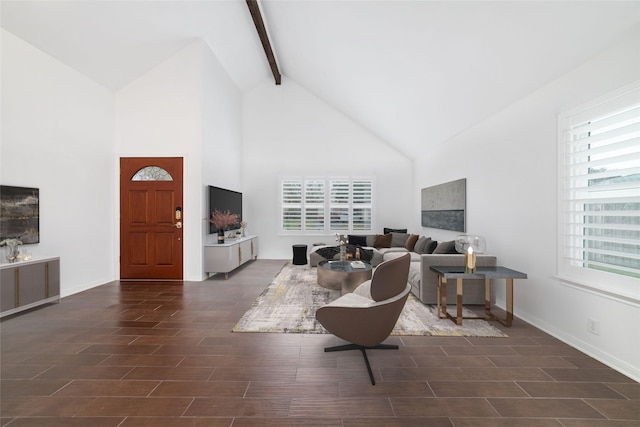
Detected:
[131,166,173,181]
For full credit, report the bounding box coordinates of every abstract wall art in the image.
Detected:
[421,178,466,232]
[0,185,40,243]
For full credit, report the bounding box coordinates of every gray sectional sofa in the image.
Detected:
[309,232,497,305]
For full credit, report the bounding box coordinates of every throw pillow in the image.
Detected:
[390,232,409,247]
[384,227,407,234]
[433,240,457,254]
[347,234,367,246]
[413,236,428,254]
[366,235,376,247]
[373,233,392,248]
[405,234,419,251]
[425,238,438,254]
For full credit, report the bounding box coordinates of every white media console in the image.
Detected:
[204,235,258,279]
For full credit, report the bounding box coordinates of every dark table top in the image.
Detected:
[430,266,527,279]
[318,260,373,273]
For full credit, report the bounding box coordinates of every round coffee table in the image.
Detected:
[317,260,373,295]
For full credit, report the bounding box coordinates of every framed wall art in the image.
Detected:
[0,185,40,243]
[421,178,466,232]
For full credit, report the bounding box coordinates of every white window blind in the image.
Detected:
[558,81,640,299]
[305,179,325,231]
[281,180,302,231]
[352,179,373,231]
[280,176,374,234]
[330,180,350,231]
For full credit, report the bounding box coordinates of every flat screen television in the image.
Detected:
[208,186,242,233]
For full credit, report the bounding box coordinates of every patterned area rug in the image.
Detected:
[232,263,507,337]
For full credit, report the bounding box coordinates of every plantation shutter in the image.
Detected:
[559,82,640,289]
[281,180,302,231]
[280,176,375,234]
[352,179,373,231]
[304,179,325,230]
[330,180,350,231]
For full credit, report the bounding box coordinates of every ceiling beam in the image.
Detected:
[246,0,281,85]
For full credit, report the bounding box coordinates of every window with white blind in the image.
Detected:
[352,179,373,231]
[281,180,302,231]
[558,81,640,300]
[304,179,325,231]
[280,176,374,234]
[329,180,350,231]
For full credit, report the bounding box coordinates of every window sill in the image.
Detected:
[555,275,640,307]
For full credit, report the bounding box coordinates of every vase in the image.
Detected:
[5,243,20,263]
[217,229,225,244]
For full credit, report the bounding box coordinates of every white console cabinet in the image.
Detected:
[1,257,60,318]
[204,235,258,278]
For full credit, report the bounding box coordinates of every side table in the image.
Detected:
[430,266,527,327]
[292,244,308,265]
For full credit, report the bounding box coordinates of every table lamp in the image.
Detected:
[455,235,486,273]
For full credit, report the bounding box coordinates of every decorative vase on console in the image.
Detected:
[209,210,240,245]
[1,239,23,263]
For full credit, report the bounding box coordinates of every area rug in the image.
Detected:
[232,263,507,337]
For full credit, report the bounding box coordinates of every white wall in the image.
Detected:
[115,41,202,281]
[115,40,242,280]
[1,29,115,296]
[414,27,640,381]
[243,78,413,259]
[201,41,242,250]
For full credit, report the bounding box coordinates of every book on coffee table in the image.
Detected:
[351,261,366,269]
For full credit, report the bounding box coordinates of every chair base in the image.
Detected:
[324,343,399,385]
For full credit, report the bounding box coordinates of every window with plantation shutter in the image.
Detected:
[280,176,375,234]
[305,179,325,230]
[352,179,373,231]
[281,180,302,231]
[558,81,640,300]
[330,180,350,231]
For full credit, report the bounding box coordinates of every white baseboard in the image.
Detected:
[61,278,114,299]
[500,304,639,383]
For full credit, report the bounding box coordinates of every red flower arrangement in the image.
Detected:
[209,209,239,230]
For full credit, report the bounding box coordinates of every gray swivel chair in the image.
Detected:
[315,253,411,385]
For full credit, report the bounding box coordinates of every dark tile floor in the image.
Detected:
[1,259,638,426]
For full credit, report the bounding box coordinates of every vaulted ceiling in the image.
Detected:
[2,1,639,158]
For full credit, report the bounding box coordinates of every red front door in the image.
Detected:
[120,157,183,280]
